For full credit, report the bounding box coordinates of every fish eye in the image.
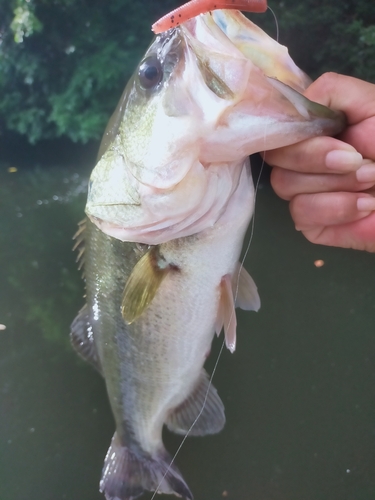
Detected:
[138,55,163,90]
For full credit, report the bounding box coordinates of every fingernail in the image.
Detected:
[325,150,363,171]
[357,196,375,211]
[356,162,375,182]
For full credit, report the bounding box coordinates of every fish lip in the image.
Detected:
[183,9,311,94]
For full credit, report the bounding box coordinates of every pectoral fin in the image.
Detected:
[166,370,225,436]
[216,265,260,352]
[233,264,260,311]
[216,274,237,353]
[121,247,175,324]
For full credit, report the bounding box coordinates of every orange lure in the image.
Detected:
[152,0,268,33]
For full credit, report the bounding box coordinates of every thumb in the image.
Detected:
[304,73,375,160]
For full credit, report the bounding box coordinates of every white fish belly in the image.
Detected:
[125,161,254,453]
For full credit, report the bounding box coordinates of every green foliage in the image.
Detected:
[0,0,374,144]
[10,0,42,43]
[0,0,180,143]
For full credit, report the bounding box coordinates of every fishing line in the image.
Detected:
[151,159,265,500]
[267,5,279,42]
[236,2,279,281]
[232,156,264,304]
[150,337,226,500]
[152,7,279,497]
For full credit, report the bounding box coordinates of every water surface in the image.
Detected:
[1,160,374,500]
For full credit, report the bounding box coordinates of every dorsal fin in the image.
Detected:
[72,219,86,273]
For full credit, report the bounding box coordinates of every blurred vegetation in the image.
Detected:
[0,0,180,144]
[0,0,374,144]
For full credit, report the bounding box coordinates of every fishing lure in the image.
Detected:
[152,0,268,33]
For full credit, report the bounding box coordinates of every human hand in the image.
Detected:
[265,73,375,252]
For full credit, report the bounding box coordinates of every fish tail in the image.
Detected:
[100,432,193,500]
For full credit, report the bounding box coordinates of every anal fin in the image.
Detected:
[166,370,225,436]
[100,433,192,500]
[70,304,101,373]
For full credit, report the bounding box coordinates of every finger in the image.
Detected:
[289,192,375,251]
[295,214,375,252]
[270,167,375,201]
[290,192,372,230]
[305,73,375,126]
[305,73,375,160]
[339,119,375,162]
[264,136,362,174]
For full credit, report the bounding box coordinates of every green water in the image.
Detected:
[1,160,375,500]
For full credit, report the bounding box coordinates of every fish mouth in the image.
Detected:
[182,9,345,134]
[208,9,312,92]
[85,9,346,245]
[178,9,346,162]
[181,8,311,93]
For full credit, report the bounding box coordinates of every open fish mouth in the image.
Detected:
[85,9,345,245]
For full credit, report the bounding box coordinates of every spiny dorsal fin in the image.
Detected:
[72,219,86,273]
[121,246,175,324]
[166,370,225,436]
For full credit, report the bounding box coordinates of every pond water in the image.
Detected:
[1,157,375,500]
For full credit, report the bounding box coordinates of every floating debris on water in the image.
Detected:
[8,166,18,173]
[0,324,7,330]
[314,259,325,268]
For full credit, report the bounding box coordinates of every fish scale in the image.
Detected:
[72,7,346,500]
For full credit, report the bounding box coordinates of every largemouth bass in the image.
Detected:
[71,8,345,500]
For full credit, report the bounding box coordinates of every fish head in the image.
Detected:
[86,10,345,244]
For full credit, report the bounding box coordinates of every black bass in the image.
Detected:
[71,9,345,500]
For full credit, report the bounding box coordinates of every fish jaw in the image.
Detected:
[210,9,312,93]
[199,74,346,163]
[182,10,346,163]
[86,10,345,246]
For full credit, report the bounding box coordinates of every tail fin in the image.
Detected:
[100,433,193,500]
